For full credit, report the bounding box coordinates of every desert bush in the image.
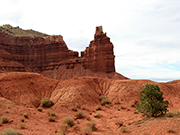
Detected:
[134,109,139,114]
[86,120,96,131]
[0,116,9,124]
[94,112,101,118]
[166,111,174,117]
[119,104,126,109]
[120,126,127,132]
[60,124,69,134]
[101,98,110,106]
[23,113,29,118]
[95,105,101,110]
[63,117,75,127]
[0,128,22,135]
[20,118,25,122]
[81,105,88,110]
[71,105,78,111]
[136,84,169,117]
[130,101,136,107]
[82,126,92,134]
[40,98,54,107]
[37,107,43,112]
[48,116,56,122]
[115,119,123,127]
[46,109,55,116]
[99,95,110,106]
[166,127,175,133]
[99,95,106,101]
[74,111,85,119]
[19,122,26,129]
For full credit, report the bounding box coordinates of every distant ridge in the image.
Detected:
[0,24,49,37]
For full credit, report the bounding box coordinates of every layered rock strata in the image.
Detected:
[0,26,116,77]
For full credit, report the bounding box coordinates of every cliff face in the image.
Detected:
[0,32,78,72]
[0,26,119,79]
[81,26,115,73]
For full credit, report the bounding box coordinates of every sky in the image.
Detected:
[0,0,180,82]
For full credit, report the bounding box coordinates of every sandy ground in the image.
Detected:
[0,72,180,135]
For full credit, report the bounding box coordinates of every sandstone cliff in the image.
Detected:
[0,26,127,80]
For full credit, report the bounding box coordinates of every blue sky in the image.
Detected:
[0,0,180,82]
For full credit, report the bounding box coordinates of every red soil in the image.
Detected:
[0,72,180,135]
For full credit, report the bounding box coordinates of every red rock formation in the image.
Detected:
[0,26,123,79]
[81,26,115,73]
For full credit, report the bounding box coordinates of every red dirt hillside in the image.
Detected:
[0,72,180,134]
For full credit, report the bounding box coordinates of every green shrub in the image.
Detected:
[99,95,106,101]
[115,119,123,127]
[0,116,9,124]
[86,120,96,131]
[63,117,75,127]
[40,98,54,107]
[19,122,26,129]
[23,113,28,118]
[20,118,25,122]
[74,111,85,119]
[82,126,92,134]
[136,84,169,117]
[48,116,56,122]
[166,111,174,117]
[81,105,88,110]
[46,109,55,116]
[94,112,101,118]
[71,105,78,111]
[119,104,126,109]
[60,124,69,134]
[95,105,101,110]
[99,95,110,106]
[37,107,43,112]
[0,128,22,135]
[120,126,127,133]
[101,98,110,106]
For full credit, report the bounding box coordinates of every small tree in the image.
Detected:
[136,84,169,117]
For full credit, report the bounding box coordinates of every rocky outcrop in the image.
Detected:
[0,26,123,79]
[81,26,115,73]
[0,32,78,72]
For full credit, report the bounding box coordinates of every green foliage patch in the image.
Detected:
[136,84,169,117]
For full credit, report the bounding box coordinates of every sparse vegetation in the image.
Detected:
[95,105,101,110]
[166,127,175,133]
[120,126,127,133]
[19,122,26,129]
[23,113,29,118]
[21,118,25,122]
[99,95,110,106]
[0,128,22,135]
[0,116,9,124]
[46,109,55,116]
[48,116,56,122]
[81,105,88,110]
[119,104,126,109]
[74,111,85,119]
[136,84,169,117]
[94,112,101,118]
[86,120,96,131]
[63,117,75,127]
[166,111,174,117]
[0,24,49,37]
[37,107,43,112]
[115,119,123,127]
[40,98,54,107]
[130,100,136,107]
[60,124,69,134]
